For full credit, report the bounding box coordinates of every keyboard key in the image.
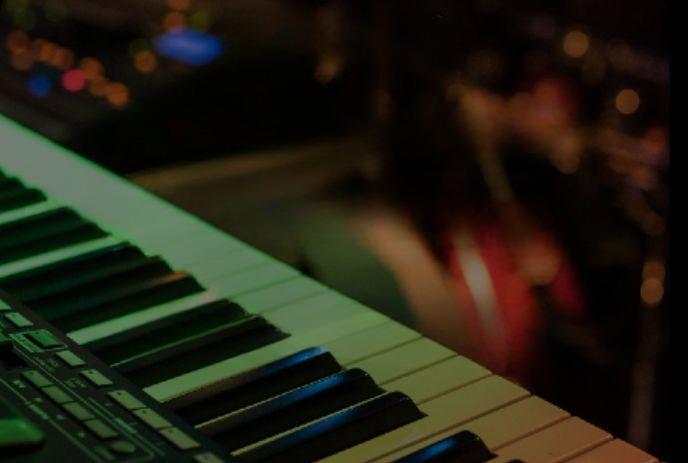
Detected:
[0,187,45,212]
[62,402,95,421]
[0,208,106,265]
[0,243,145,301]
[27,330,63,349]
[392,430,494,462]
[108,390,146,411]
[41,386,72,404]
[22,370,52,388]
[159,427,200,451]
[234,391,423,463]
[488,418,611,463]
[80,369,113,387]
[55,351,86,368]
[202,368,384,451]
[565,439,658,463]
[169,347,342,426]
[132,408,171,430]
[86,299,247,364]
[41,272,204,332]
[4,312,33,328]
[114,315,286,388]
[83,419,119,439]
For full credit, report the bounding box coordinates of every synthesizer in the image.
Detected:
[0,113,658,462]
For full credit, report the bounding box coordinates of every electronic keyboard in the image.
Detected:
[0,113,658,462]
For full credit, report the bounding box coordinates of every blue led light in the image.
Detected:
[153,28,223,66]
[27,74,52,98]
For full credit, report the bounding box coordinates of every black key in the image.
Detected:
[205,368,384,451]
[236,391,424,463]
[0,208,105,264]
[0,178,46,212]
[393,430,495,463]
[114,315,287,388]
[86,300,248,364]
[0,177,24,192]
[0,187,46,213]
[0,243,145,300]
[44,272,204,332]
[169,347,342,426]
[23,255,172,312]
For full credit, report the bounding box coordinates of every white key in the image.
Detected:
[233,276,329,314]
[349,338,455,385]
[488,417,611,463]
[563,439,658,463]
[383,355,490,404]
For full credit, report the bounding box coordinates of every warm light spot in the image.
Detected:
[562,29,590,58]
[615,88,640,115]
[50,47,74,69]
[643,260,665,281]
[10,50,33,71]
[163,11,186,31]
[6,29,29,52]
[79,57,104,80]
[167,0,191,11]
[35,40,56,63]
[133,50,157,73]
[105,82,130,108]
[640,277,664,306]
[88,75,108,97]
[61,69,86,92]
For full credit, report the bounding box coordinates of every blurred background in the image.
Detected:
[1,0,670,459]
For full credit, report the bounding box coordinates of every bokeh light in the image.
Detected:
[27,74,52,97]
[562,29,590,58]
[615,88,640,115]
[61,69,86,92]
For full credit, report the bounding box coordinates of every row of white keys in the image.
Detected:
[373,395,570,463]
[320,375,532,463]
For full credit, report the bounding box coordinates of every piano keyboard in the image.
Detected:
[0,113,658,462]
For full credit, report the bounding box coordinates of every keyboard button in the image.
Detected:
[83,419,119,439]
[109,440,138,455]
[203,368,383,451]
[169,347,342,426]
[22,370,52,388]
[80,369,113,387]
[41,386,72,404]
[132,408,171,430]
[27,330,63,349]
[108,390,146,411]
[392,430,494,462]
[62,402,95,421]
[55,350,86,367]
[159,427,200,450]
[4,312,33,328]
[115,315,286,388]
[194,452,226,463]
[234,391,423,463]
